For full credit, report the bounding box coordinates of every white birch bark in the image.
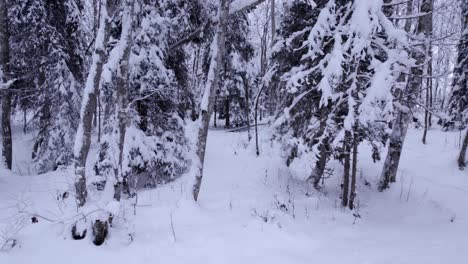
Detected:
[379,0,433,191]
[73,0,116,207]
[192,0,230,201]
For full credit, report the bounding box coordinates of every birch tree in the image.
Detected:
[379,0,434,191]
[73,0,116,207]
[192,0,230,201]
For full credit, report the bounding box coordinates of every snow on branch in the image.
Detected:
[229,0,266,15]
[389,12,432,20]
[0,79,16,90]
[382,0,410,7]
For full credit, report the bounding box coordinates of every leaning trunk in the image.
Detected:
[192,0,230,201]
[379,0,433,191]
[458,129,468,170]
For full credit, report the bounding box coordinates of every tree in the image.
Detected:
[448,0,468,169]
[379,0,434,191]
[0,0,12,170]
[73,0,116,208]
[8,0,86,173]
[272,0,408,206]
[192,0,230,201]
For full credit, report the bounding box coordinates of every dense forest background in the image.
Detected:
[0,0,467,262]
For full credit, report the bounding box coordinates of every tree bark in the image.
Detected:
[254,83,266,156]
[349,126,358,210]
[214,96,217,128]
[192,0,230,201]
[113,0,134,201]
[342,131,351,207]
[379,0,433,191]
[242,74,251,140]
[0,0,12,170]
[224,97,230,129]
[73,0,116,207]
[459,129,468,170]
[310,106,330,189]
[270,0,275,46]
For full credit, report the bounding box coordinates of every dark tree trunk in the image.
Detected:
[0,0,12,170]
[349,126,358,210]
[214,96,217,128]
[342,131,351,207]
[459,129,468,170]
[224,97,230,129]
[310,106,330,189]
[242,74,251,140]
[254,84,266,156]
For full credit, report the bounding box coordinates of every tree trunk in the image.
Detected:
[422,45,433,144]
[224,97,230,129]
[93,0,134,246]
[242,75,251,140]
[349,126,358,210]
[270,0,275,46]
[254,83,266,156]
[379,0,433,191]
[459,129,468,170]
[310,106,330,189]
[114,0,133,201]
[0,0,12,170]
[73,0,116,207]
[214,96,217,128]
[192,0,230,202]
[342,131,351,207]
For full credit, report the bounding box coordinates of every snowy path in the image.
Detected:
[0,127,467,263]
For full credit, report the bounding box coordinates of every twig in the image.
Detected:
[170,212,177,243]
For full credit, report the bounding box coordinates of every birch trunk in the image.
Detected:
[73,0,116,207]
[379,0,433,191]
[192,0,230,201]
[0,0,12,170]
[270,0,275,46]
[113,0,134,202]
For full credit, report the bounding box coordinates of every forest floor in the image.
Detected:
[0,124,467,263]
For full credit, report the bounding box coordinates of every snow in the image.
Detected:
[1,123,468,263]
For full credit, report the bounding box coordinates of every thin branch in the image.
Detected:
[382,0,410,7]
[389,12,432,20]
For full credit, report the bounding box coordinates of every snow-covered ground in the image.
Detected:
[0,125,467,264]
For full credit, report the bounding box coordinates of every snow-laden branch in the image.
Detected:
[0,79,16,90]
[169,0,266,50]
[389,12,432,20]
[382,0,410,7]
